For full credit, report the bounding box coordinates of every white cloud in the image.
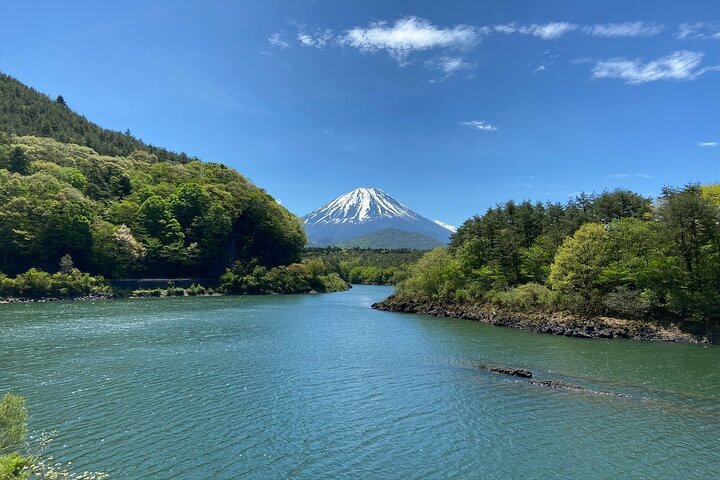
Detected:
[583,21,665,38]
[591,50,716,84]
[425,56,476,81]
[611,173,655,179]
[699,141,718,147]
[486,22,578,40]
[268,32,290,49]
[340,16,478,64]
[434,220,457,232]
[460,120,498,132]
[676,22,720,40]
[297,29,334,48]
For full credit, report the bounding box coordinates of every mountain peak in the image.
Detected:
[304,187,418,225]
[302,187,453,247]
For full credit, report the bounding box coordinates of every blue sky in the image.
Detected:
[1,1,719,227]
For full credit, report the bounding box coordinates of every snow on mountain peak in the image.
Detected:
[304,187,419,225]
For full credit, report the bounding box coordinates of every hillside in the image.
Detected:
[0,74,306,278]
[339,228,444,250]
[0,73,194,163]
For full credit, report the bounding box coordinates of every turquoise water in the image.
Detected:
[1,285,719,479]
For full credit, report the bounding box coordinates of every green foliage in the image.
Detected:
[549,223,610,302]
[220,260,350,295]
[7,148,28,175]
[0,135,305,277]
[0,393,106,479]
[303,247,424,285]
[0,452,29,480]
[396,184,720,324]
[0,268,110,299]
[0,394,28,480]
[486,283,556,311]
[399,248,462,300]
[0,74,306,279]
[0,394,26,452]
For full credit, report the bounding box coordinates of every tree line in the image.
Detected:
[0,134,306,283]
[394,186,720,327]
[0,73,195,163]
[303,247,426,285]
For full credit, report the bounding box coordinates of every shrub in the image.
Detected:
[602,287,651,318]
[487,283,555,311]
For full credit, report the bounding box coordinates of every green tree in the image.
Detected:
[401,248,461,299]
[0,393,29,480]
[548,223,610,306]
[657,185,720,280]
[7,148,28,175]
[59,254,74,273]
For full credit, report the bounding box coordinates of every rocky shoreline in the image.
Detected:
[0,293,115,304]
[372,295,711,344]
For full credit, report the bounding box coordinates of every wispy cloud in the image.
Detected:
[484,22,578,40]
[433,220,457,232]
[532,49,560,74]
[340,16,479,64]
[591,50,717,84]
[611,173,655,179]
[583,21,665,38]
[268,32,290,49]
[297,29,334,49]
[460,120,498,132]
[699,141,718,147]
[425,56,476,81]
[676,22,720,40]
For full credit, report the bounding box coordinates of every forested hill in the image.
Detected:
[384,186,720,335]
[0,72,194,163]
[0,74,306,279]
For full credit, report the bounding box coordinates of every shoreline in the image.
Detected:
[0,286,354,304]
[372,295,712,345]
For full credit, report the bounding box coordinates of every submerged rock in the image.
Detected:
[479,363,533,378]
[529,379,630,398]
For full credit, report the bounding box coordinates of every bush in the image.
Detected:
[187,283,206,296]
[0,268,110,299]
[487,283,555,311]
[602,287,651,318]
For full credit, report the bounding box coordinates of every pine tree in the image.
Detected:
[55,95,67,106]
[59,254,75,273]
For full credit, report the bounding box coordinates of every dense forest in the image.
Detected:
[388,186,720,331]
[304,247,426,285]
[0,73,337,296]
[0,134,305,278]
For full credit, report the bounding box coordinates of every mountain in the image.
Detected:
[0,73,306,277]
[303,187,453,247]
[339,228,444,250]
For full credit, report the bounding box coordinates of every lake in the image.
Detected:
[1,285,719,479]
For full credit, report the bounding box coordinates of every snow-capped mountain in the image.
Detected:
[303,187,453,247]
